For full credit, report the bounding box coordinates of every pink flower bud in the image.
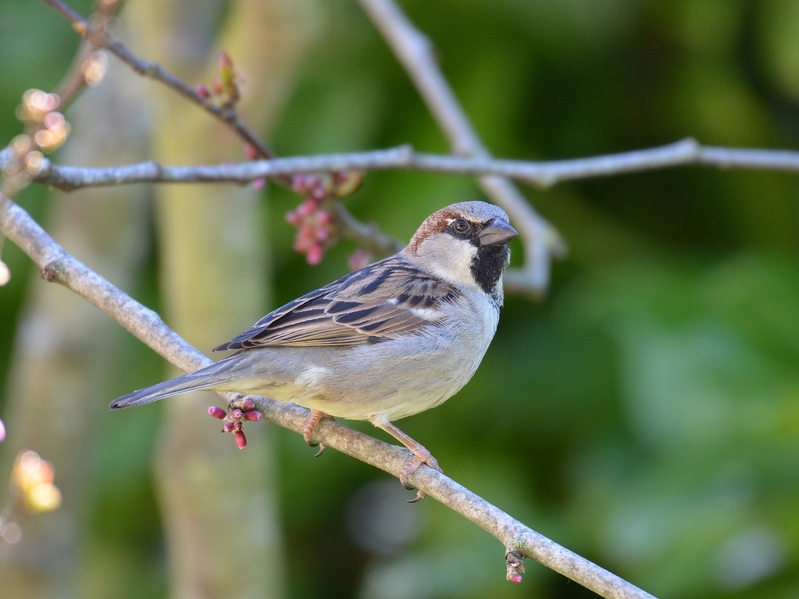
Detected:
[296,225,317,251]
[234,430,247,449]
[252,178,265,190]
[244,410,263,421]
[242,399,256,411]
[509,573,522,584]
[291,176,306,193]
[230,408,243,420]
[222,421,235,433]
[296,199,316,218]
[286,210,302,225]
[195,84,211,99]
[208,406,226,419]
[306,243,324,265]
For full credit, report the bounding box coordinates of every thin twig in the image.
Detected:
[51,42,92,107]
[332,202,404,254]
[41,0,277,162]
[0,192,656,599]
[51,0,122,107]
[356,0,567,295]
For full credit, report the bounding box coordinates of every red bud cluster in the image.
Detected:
[207,401,263,450]
[286,196,335,265]
[285,170,365,265]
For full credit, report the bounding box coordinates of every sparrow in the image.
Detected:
[110,201,517,496]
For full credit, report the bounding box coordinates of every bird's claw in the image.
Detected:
[302,410,332,456]
[399,450,442,502]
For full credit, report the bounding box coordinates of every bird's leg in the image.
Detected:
[368,416,442,502]
[303,409,331,457]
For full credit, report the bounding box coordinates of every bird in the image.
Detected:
[110,201,517,496]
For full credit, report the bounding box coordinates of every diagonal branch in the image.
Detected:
[41,0,277,162]
[356,0,567,295]
[0,191,656,599]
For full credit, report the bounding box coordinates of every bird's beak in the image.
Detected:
[478,220,518,246]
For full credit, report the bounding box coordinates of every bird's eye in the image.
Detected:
[453,219,470,233]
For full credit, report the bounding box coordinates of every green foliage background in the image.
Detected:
[2,0,799,597]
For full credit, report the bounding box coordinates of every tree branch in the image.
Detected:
[0,191,655,599]
[356,0,567,295]
[9,136,799,279]
[11,137,799,191]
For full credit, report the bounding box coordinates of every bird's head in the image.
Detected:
[405,201,517,295]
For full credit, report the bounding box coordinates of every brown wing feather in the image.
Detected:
[213,256,459,351]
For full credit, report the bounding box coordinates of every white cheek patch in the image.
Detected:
[417,235,478,288]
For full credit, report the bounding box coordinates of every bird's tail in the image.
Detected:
[109,360,234,409]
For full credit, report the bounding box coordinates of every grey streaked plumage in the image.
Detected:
[110,201,516,488]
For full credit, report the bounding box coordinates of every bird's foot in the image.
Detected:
[303,409,332,457]
[208,395,263,449]
[399,449,442,503]
[367,417,442,503]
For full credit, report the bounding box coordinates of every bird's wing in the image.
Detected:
[213,256,460,350]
